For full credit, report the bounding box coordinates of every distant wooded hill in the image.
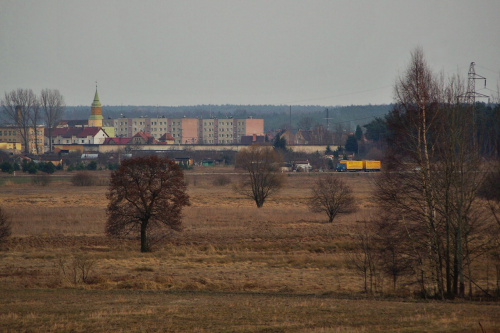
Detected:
[63,104,392,132]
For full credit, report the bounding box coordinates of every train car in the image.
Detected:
[363,160,381,172]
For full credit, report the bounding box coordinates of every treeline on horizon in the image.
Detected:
[63,104,393,132]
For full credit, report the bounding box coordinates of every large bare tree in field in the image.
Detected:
[1,89,38,154]
[373,48,499,299]
[308,175,356,223]
[106,156,190,252]
[235,145,285,208]
[385,48,446,297]
[40,89,65,152]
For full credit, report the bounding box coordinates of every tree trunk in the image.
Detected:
[140,221,150,253]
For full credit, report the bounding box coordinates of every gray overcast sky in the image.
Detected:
[1,0,499,107]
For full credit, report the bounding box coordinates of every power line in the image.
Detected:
[478,87,498,94]
[476,64,500,75]
[285,85,392,105]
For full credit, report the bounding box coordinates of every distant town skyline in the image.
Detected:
[1,0,499,107]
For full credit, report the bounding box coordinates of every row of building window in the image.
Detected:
[0,138,43,143]
[200,139,236,144]
[203,134,234,138]
[116,128,181,133]
[114,123,248,133]
[202,128,245,133]
[119,120,183,126]
[0,130,43,136]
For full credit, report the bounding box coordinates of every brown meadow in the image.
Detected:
[0,169,498,332]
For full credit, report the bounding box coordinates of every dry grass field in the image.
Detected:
[0,168,498,332]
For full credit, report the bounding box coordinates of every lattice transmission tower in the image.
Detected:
[462,62,488,105]
[458,62,488,147]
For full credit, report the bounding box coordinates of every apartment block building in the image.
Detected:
[112,117,196,144]
[112,117,264,145]
[200,118,264,144]
[0,125,44,154]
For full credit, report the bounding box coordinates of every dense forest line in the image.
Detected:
[63,104,392,132]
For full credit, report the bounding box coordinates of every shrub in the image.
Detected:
[213,175,231,186]
[32,174,52,186]
[22,160,38,173]
[75,163,86,171]
[38,162,56,174]
[87,161,97,171]
[57,254,96,285]
[107,163,119,171]
[21,160,38,174]
[0,161,14,174]
[27,164,38,174]
[71,172,95,186]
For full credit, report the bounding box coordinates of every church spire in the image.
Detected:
[89,83,103,127]
[92,84,101,108]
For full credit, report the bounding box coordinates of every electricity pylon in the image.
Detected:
[462,62,488,105]
[459,62,488,147]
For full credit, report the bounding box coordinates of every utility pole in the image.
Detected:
[324,108,336,145]
[324,108,335,132]
[326,108,329,131]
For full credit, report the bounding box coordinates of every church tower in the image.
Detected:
[88,87,103,127]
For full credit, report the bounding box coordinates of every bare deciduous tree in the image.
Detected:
[1,89,38,154]
[106,155,190,252]
[478,165,500,226]
[348,221,379,293]
[373,47,499,299]
[308,175,356,223]
[235,145,285,208]
[31,100,42,154]
[58,254,96,285]
[372,214,413,290]
[40,89,65,152]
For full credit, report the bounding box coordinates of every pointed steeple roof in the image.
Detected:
[91,88,101,108]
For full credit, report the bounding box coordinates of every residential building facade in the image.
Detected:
[52,127,109,145]
[112,117,264,145]
[0,125,44,154]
